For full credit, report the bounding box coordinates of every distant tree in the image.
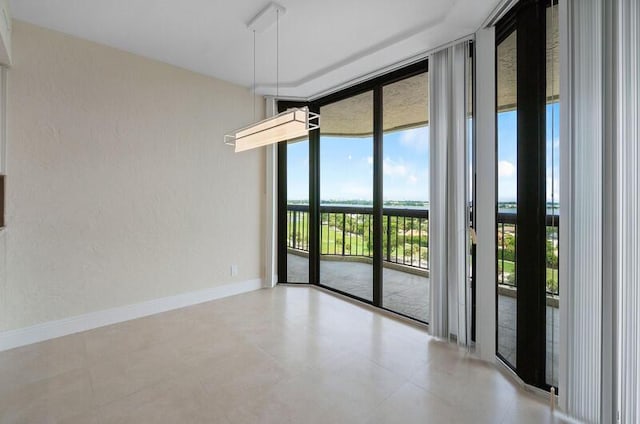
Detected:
[546,240,558,269]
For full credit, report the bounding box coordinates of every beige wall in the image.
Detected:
[1,21,265,331]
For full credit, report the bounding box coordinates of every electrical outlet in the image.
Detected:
[230,264,238,277]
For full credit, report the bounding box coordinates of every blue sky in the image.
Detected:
[287,126,429,203]
[498,103,560,202]
[497,110,517,202]
[287,102,559,204]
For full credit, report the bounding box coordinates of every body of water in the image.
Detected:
[289,201,560,216]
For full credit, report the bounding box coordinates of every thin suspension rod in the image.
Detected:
[276,9,279,99]
[253,30,256,121]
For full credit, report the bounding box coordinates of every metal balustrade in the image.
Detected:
[287,204,560,296]
[287,204,429,270]
[496,212,560,296]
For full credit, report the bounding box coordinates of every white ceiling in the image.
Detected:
[9,0,501,99]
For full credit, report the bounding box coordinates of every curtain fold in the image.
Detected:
[560,1,604,421]
[429,41,471,345]
[561,1,640,421]
[429,48,449,339]
[616,0,640,421]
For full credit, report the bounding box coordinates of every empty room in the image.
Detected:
[0,0,638,423]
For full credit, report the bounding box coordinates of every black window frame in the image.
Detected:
[277,60,433,318]
[495,0,555,392]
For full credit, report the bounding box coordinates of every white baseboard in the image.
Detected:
[0,278,263,352]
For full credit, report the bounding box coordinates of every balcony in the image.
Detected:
[288,204,429,267]
[286,204,559,387]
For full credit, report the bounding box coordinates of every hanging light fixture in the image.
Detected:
[225,2,319,153]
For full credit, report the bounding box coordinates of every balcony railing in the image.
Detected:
[497,212,560,296]
[287,204,429,270]
[287,204,560,296]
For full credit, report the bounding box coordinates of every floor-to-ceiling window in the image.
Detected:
[545,0,559,390]
[496,29,518,368]
[381,73,430,322]
[319,91,374,301]
[467,46,476,342]
[495,0,559,392]
[285,137,310,283]
[278,60,454,325]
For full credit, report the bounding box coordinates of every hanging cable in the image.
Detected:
[276,8,279,99]
[253,30,256,121]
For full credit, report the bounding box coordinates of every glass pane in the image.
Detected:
[546,1,560,389]
[319,91,374,301]
[468,49,475,340]
[286,138,309,283]
[497,30,518,368]
[381,73,430,322]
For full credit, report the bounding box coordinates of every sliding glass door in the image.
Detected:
[319,91,374,301]
[545,0,560,389]
[381,73,430,322]
[285,137,310,283]
[495,0,559,392]
[277,58,472,329]
[496,28,518,368]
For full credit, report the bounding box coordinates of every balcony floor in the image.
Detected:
[287,253,559,388]
[288,253,430,322]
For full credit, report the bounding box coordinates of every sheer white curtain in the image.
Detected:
[561,0,640,421]
[615,0,640,421]
[429,41,471,345]
[559,1,604,421]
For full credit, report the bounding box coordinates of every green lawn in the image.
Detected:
[498,259,559,293]
[290,213,558,292]
[288,216,427,264]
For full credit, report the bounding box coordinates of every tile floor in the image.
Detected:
[0,286,569,423]
[289,253,560,388]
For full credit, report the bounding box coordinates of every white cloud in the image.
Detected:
[407,174,418,185]
[383,158,408,177]
[399,127,429,152]
[348,154,352,160]
[498,161,516,178]
[367,156,373,165]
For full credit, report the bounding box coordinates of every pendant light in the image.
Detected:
[225,2,319,153]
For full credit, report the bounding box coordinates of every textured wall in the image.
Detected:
[0,233,5,322]
[1,21,265,331]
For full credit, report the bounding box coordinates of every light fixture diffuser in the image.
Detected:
[225,107,319,153]
[224,2,319,152]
